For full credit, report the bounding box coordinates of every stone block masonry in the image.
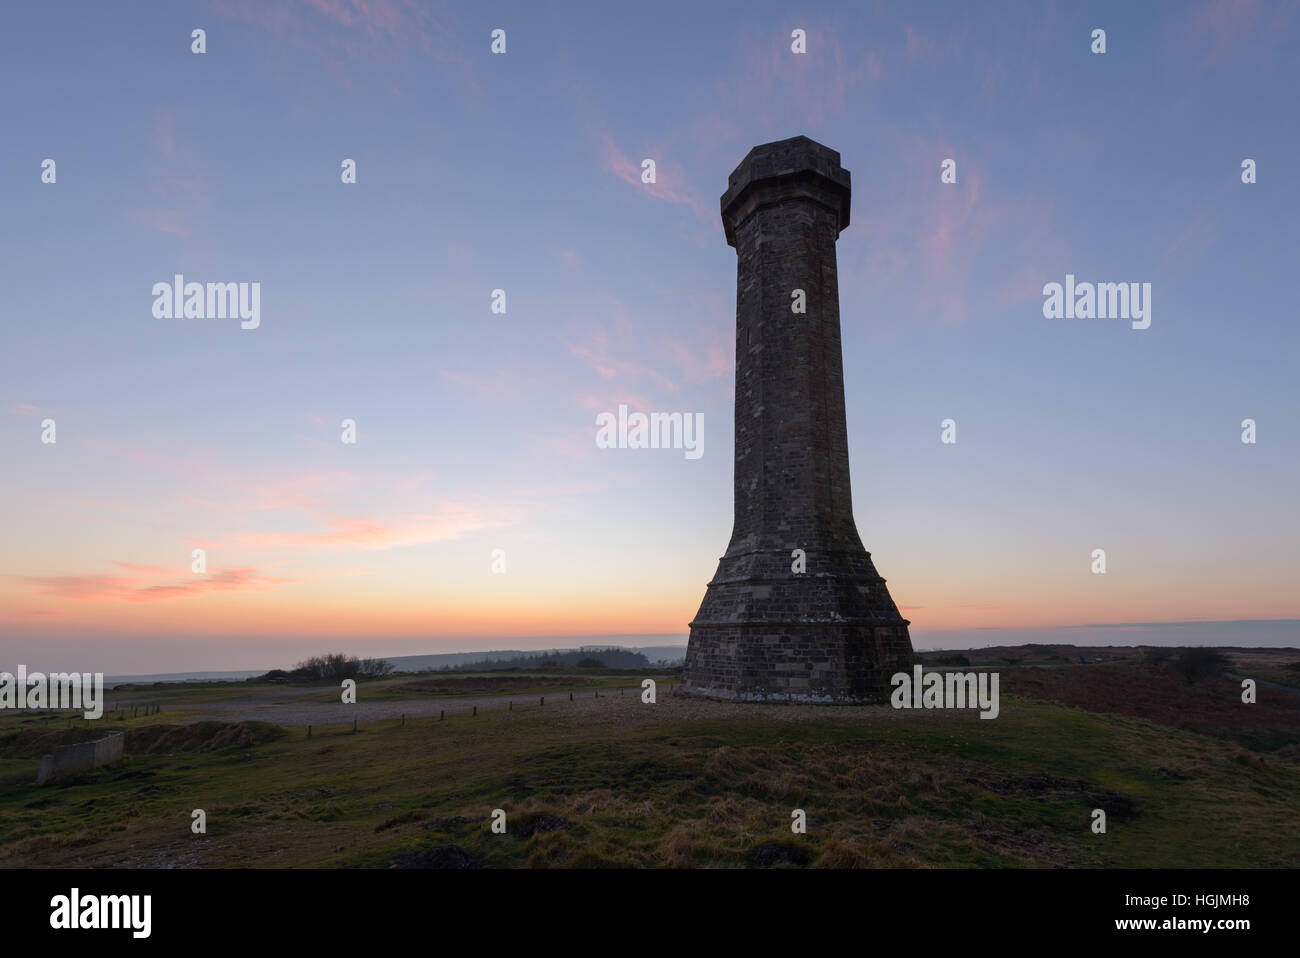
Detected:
[681,136,915,703]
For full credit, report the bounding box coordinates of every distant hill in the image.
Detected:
[100,643,689,688]
[387,644,686,672]
[104,669,268,689]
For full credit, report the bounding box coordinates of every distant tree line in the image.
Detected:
[255,653,394,684]
[448,648,652,671]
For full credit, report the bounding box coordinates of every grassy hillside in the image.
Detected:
[2,656,1297,868]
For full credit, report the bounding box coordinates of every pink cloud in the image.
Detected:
[208,0,478,91]
[904,26,934,58]
[437,363,569,406]
[1162,210,1219,269]
[559,291,732,418]
[577,392,654,414]
[722,24,885,134]
[841,128,1069,327]
[1190,0,1260,60]
[132,110,209,236]
[133,209,187,236]
[154,111,176,156]
[21,566,293,603]
[596,133,714,222]
[239,505,508,551]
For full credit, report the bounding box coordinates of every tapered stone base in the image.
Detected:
[681,547,915,704]
[681,622,913,703]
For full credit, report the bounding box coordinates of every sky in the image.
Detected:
[2,0,1298,673]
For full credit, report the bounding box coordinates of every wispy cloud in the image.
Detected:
[132,110,209,236]
[238,505,507,550]
[596,132,714,222]
[208,0,479,91]
[1189,0,1261,62]
[21,566,292,603]
[722,23,884,133]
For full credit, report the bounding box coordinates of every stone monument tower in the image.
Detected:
[681,136,914,703]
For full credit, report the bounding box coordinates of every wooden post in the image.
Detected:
[540,696,544,706]
[308,725,312,738]
[569,692,573,701]
[352,718,357,733]
[473,705,477,716]
[509,701,512,712]
[402,713,405,727]
[440,710,445,721]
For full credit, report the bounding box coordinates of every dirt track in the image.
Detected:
[104,681,985,728]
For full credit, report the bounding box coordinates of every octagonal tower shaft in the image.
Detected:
[681,136,914,704]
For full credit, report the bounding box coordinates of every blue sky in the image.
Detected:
[2,0,1298,671]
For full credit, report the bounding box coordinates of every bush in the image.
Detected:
[289,653,394,682]
[1173,648,1229,684]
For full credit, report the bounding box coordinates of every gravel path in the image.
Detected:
[105,682,989,728]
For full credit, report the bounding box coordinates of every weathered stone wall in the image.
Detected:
[35,731,124,784]
[682,136,915,703]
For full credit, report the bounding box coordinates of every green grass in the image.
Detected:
[2,685,1297,868]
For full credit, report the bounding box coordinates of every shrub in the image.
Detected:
[289,654,394,682]
[1172,648,1229,684]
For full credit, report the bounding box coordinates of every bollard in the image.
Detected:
[509,701,512,712]
[308,725,312,738]
[353,718,357,733]
[440,710,444,721]
[473,705,477,716]
[569,692,573,701]
[540,696,544,707]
